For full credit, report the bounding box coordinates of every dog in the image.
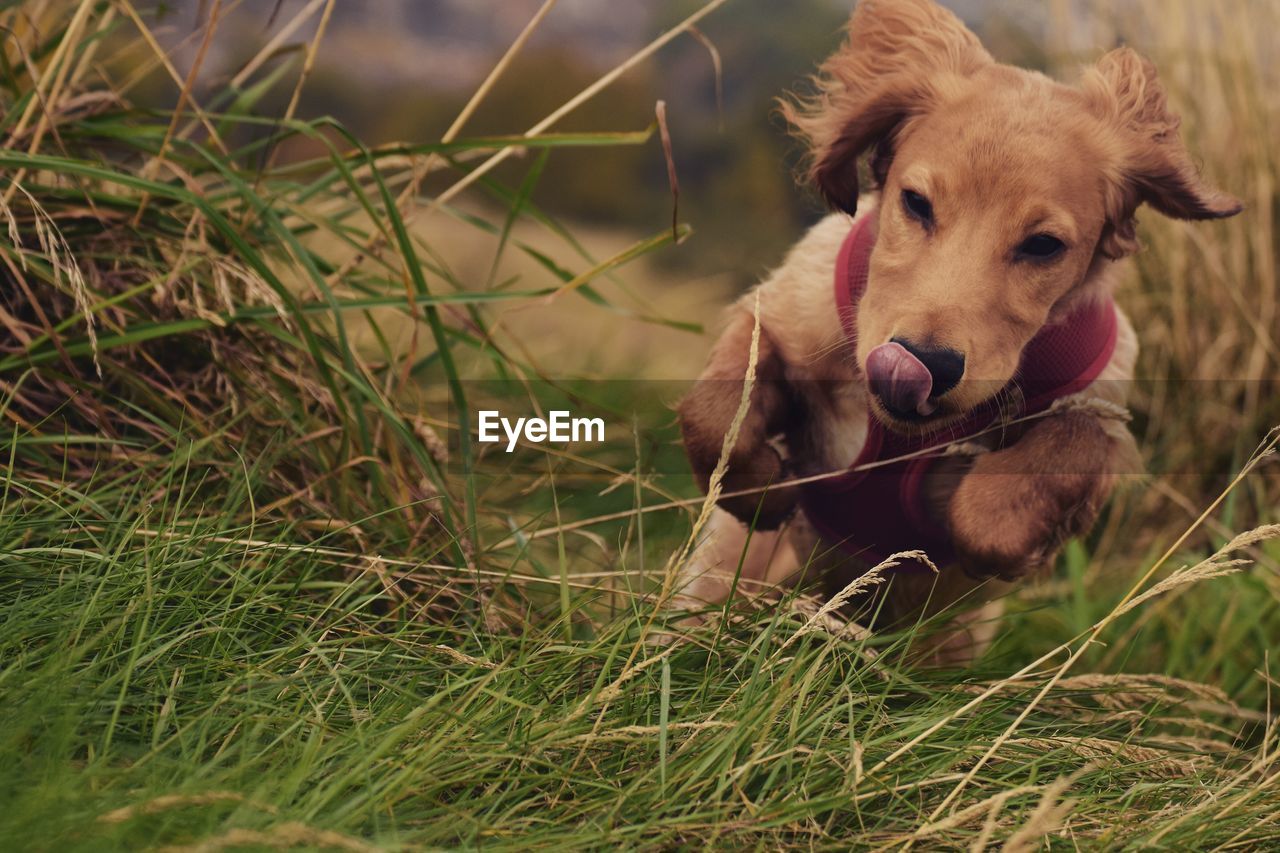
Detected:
[672,0,1241,663]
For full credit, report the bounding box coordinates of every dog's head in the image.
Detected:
[783,0,1241,428]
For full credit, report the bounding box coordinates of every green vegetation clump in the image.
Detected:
[0,1,1277,849]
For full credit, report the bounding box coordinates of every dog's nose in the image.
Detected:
[890,337,965,397]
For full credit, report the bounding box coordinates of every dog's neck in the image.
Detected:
[1048,249,1121,324]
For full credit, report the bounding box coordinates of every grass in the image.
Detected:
[1,0,1278,849]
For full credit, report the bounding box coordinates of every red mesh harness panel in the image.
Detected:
[797,215,1119,569]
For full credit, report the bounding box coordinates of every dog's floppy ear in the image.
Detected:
[781,0,991,215]
[1083,47,1242,258]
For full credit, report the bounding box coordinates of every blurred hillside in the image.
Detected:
[133,0,1066,284]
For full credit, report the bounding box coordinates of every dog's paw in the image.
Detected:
[717,446,797,529]
[948,454,1104,581]
[950,499,1056,581]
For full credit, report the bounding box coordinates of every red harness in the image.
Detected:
[797,215,1119,568]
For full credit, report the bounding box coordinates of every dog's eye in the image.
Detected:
[901,189,933,226]
[1016,233,1066,260]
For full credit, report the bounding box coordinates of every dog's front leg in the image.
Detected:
[948,411,1139,580]
[678,306,799,528]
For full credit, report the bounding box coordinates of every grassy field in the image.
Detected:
[1,0,1278,849]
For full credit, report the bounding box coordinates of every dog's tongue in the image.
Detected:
[866,342,935,417]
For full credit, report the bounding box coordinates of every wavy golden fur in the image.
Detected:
[672,0,1241,664]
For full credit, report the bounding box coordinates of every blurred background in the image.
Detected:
[137,0,1099,283]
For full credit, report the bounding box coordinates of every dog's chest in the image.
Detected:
[792,380,873,475]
